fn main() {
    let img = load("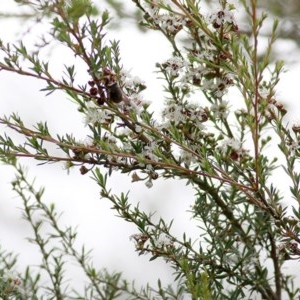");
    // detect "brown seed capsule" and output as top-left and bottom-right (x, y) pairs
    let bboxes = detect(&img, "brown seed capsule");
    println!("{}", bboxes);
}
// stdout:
(201, 113), (208, 122)
(96, 96), (105, 106)
(80, 165), (89, 175)
(131, 172), (142, 182)
(89, 87), (98, 96)
(230, 151), (239, 161)
(150, 172), (159, 180)
(292, 124), (300, 132)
